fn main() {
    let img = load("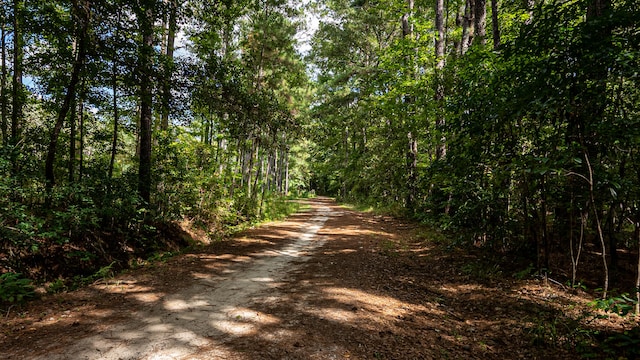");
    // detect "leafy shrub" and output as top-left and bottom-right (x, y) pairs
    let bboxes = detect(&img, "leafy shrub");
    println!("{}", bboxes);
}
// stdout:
(590, 293), (638, 317)
(0, 273), (35, 304)
(47, 279), (66, 294)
